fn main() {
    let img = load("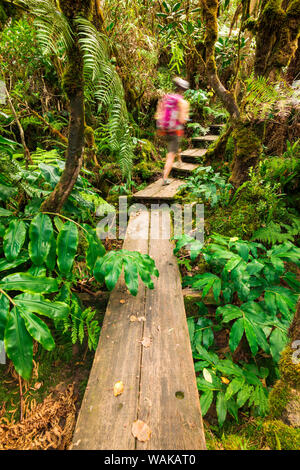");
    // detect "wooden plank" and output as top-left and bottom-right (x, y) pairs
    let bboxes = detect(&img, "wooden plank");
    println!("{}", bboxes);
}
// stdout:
(181, 148), (207, 157)
(136, 210), (206, 450)
(71, 211), (150, 450)
(133, 178), (185, 202)
(192, 135), (219, 142)
(172, 161), (199, 173)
